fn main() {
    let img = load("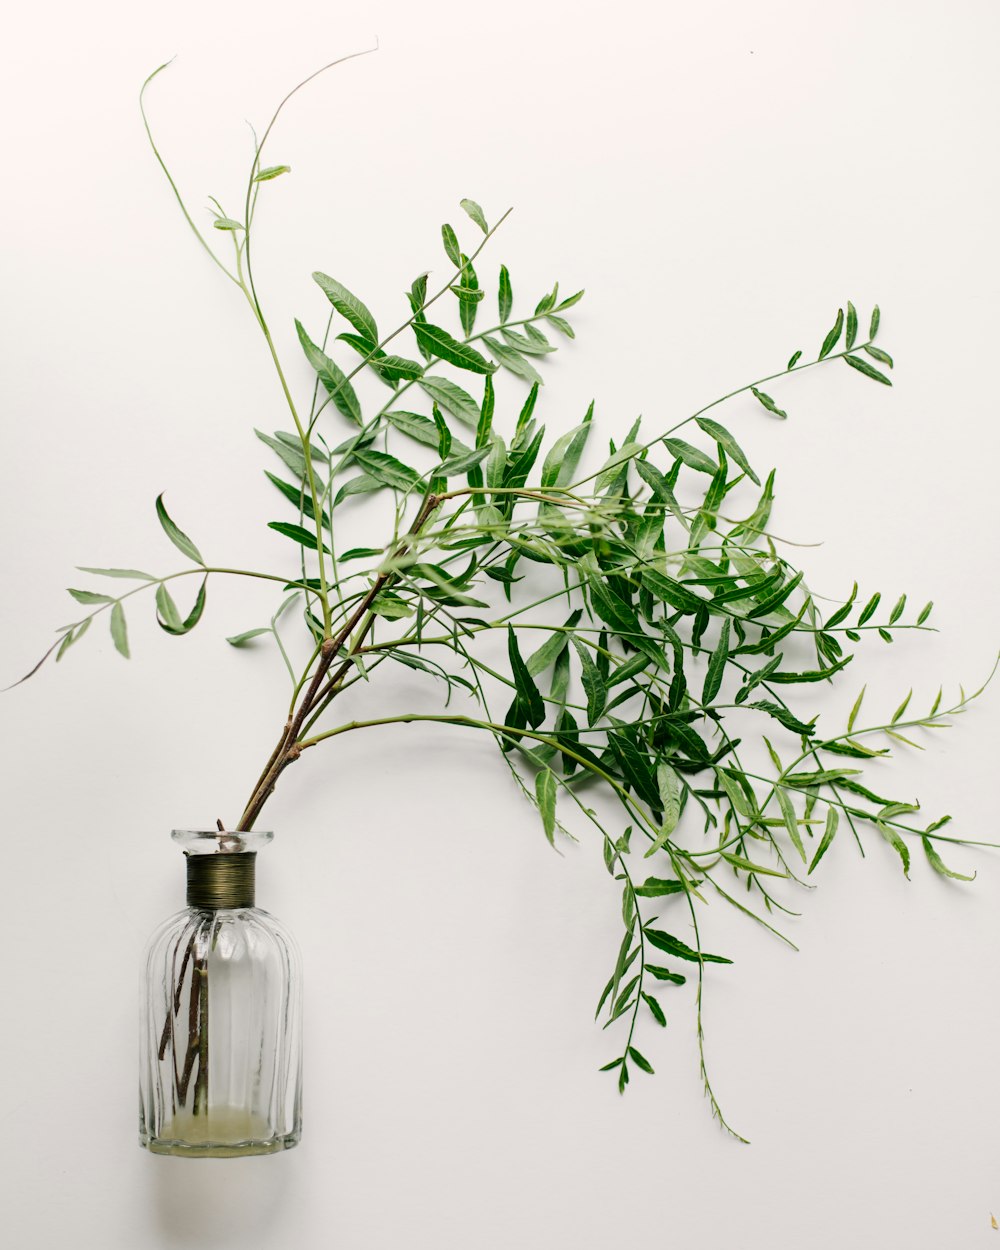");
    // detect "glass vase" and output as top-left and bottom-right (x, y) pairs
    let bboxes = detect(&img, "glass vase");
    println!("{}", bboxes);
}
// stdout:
(139, 830), (302, 1157)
